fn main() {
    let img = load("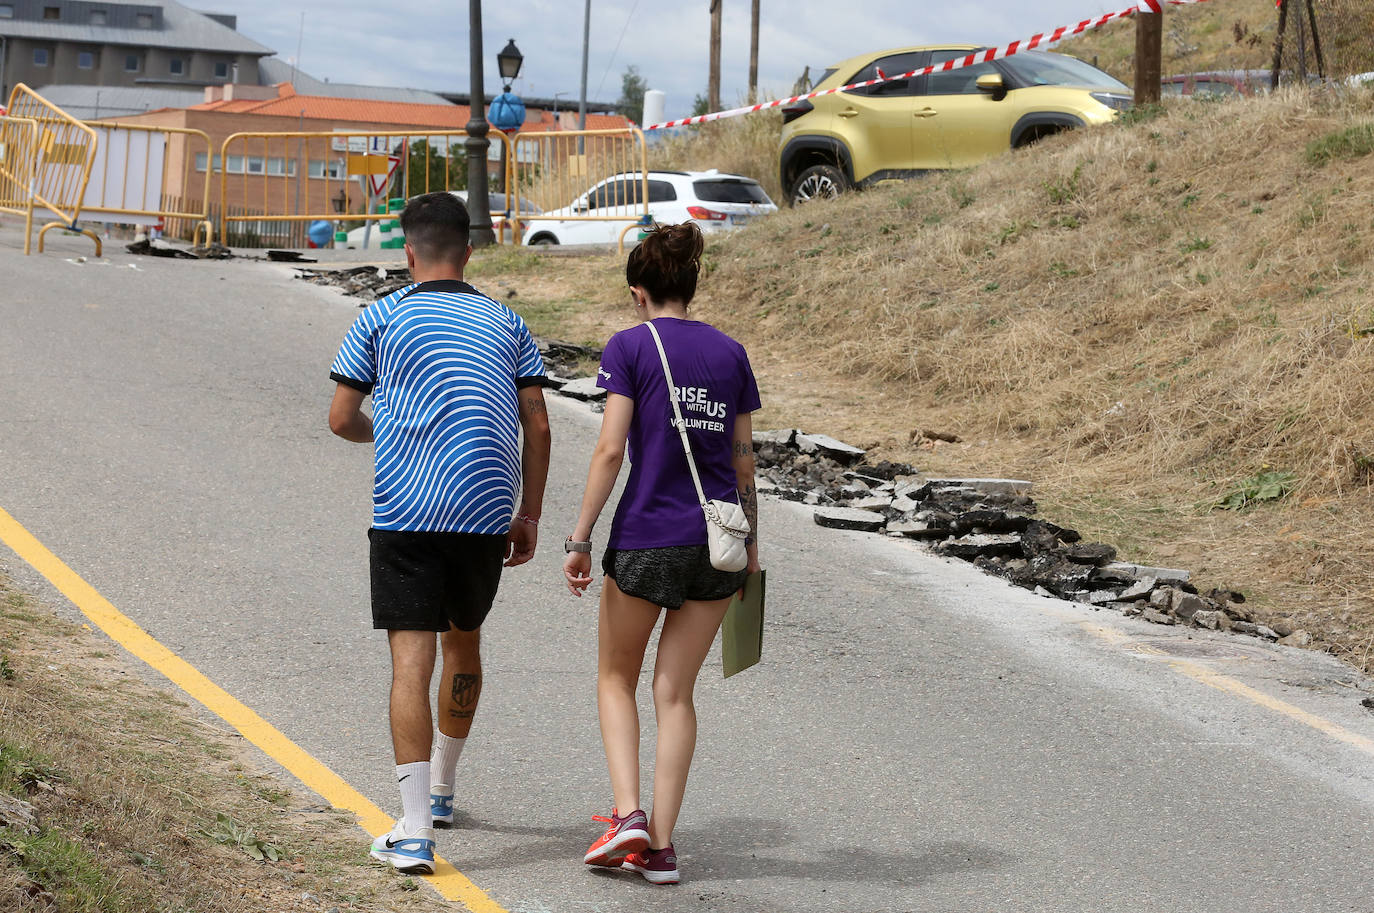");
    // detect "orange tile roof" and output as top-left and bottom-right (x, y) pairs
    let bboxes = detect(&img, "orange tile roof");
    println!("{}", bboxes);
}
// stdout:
(188, 84), (633, 132)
